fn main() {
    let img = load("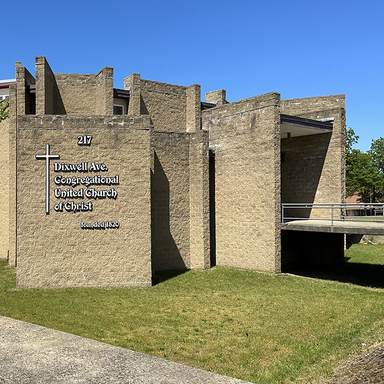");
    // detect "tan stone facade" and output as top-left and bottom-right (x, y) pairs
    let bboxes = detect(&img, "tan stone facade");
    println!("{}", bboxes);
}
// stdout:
(280, 96), (346, 209)
(0, 56), (346, 288)
(0, 118), (10, 260)
(17, 116), (152, 288)
(202, 93), (281, 272)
